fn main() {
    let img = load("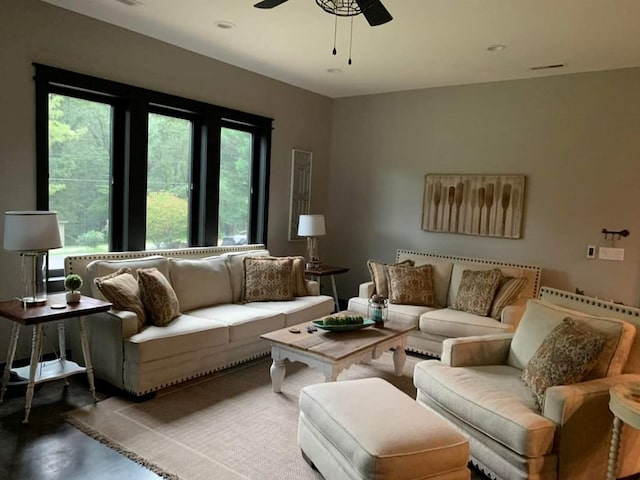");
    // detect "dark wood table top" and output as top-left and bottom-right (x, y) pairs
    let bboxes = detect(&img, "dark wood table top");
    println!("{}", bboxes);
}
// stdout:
(304, 264), (350, 276)
(0, 294), (112, 326)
